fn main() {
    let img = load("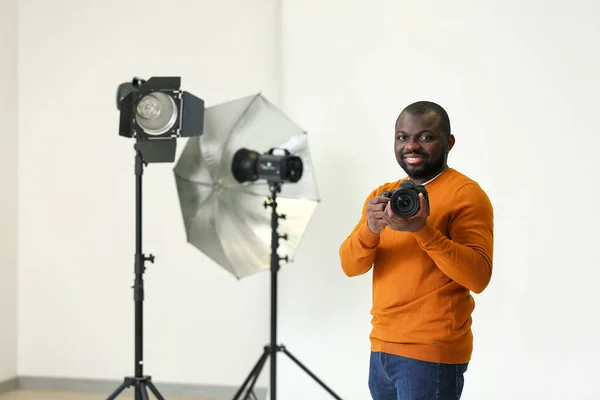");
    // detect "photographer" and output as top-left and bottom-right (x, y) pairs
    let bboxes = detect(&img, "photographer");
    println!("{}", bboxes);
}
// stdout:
(339, 101), (494, 400)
